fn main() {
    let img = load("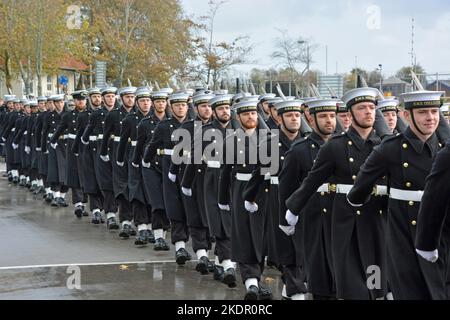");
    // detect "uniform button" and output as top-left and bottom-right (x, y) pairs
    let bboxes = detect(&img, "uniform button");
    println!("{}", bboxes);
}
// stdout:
(311, 144), (316, 149)
(320, 192), (325, 196)
(281, 156), (285, 160)
(239, 150), (243, 154)
(197, 169), (201, 173)
(151, 131), (154, 134)
(323, 208), (327, 213)
(170, 125), (173, 128)
(348, 141), (352, 146)
(403, 162), (409, 168)
(265, 189), (269, 193)
(213, 140), (216, 144)
(406, 182), (412, 188)
(238, 138), (241, 142)
(402, 143), (408, 149)
(411, 220), (417, 226)
(155, 162), (159, 165)
(102, 121), (104, 124)
(349, 158), (354, 163)
(212, 129), (215, 132)
(242, 164), (246, 168)
(409, 201), (414, 206)
(379, 210), (383, 214)
(352, 175), (357, 181)
(439, 143), (443, 148)
(356, 210), (361, 215)
(278, 143), (282, 147)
